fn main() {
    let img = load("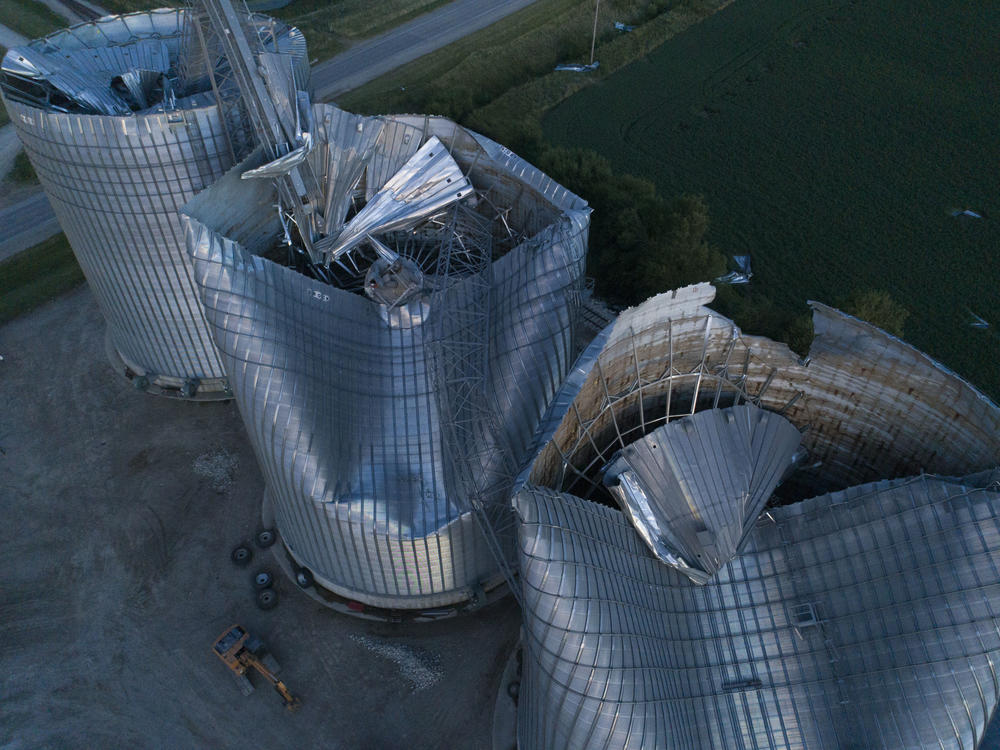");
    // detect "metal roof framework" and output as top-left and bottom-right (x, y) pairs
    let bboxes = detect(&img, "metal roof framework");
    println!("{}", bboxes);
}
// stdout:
(528, 284), (1000, 506)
